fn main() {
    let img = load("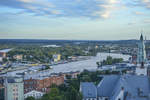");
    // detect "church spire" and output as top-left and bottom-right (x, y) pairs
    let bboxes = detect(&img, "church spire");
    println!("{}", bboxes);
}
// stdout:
(140, 34), (143, 41)
(135, 33), (148, 76)
(137, 33), (146, 67)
